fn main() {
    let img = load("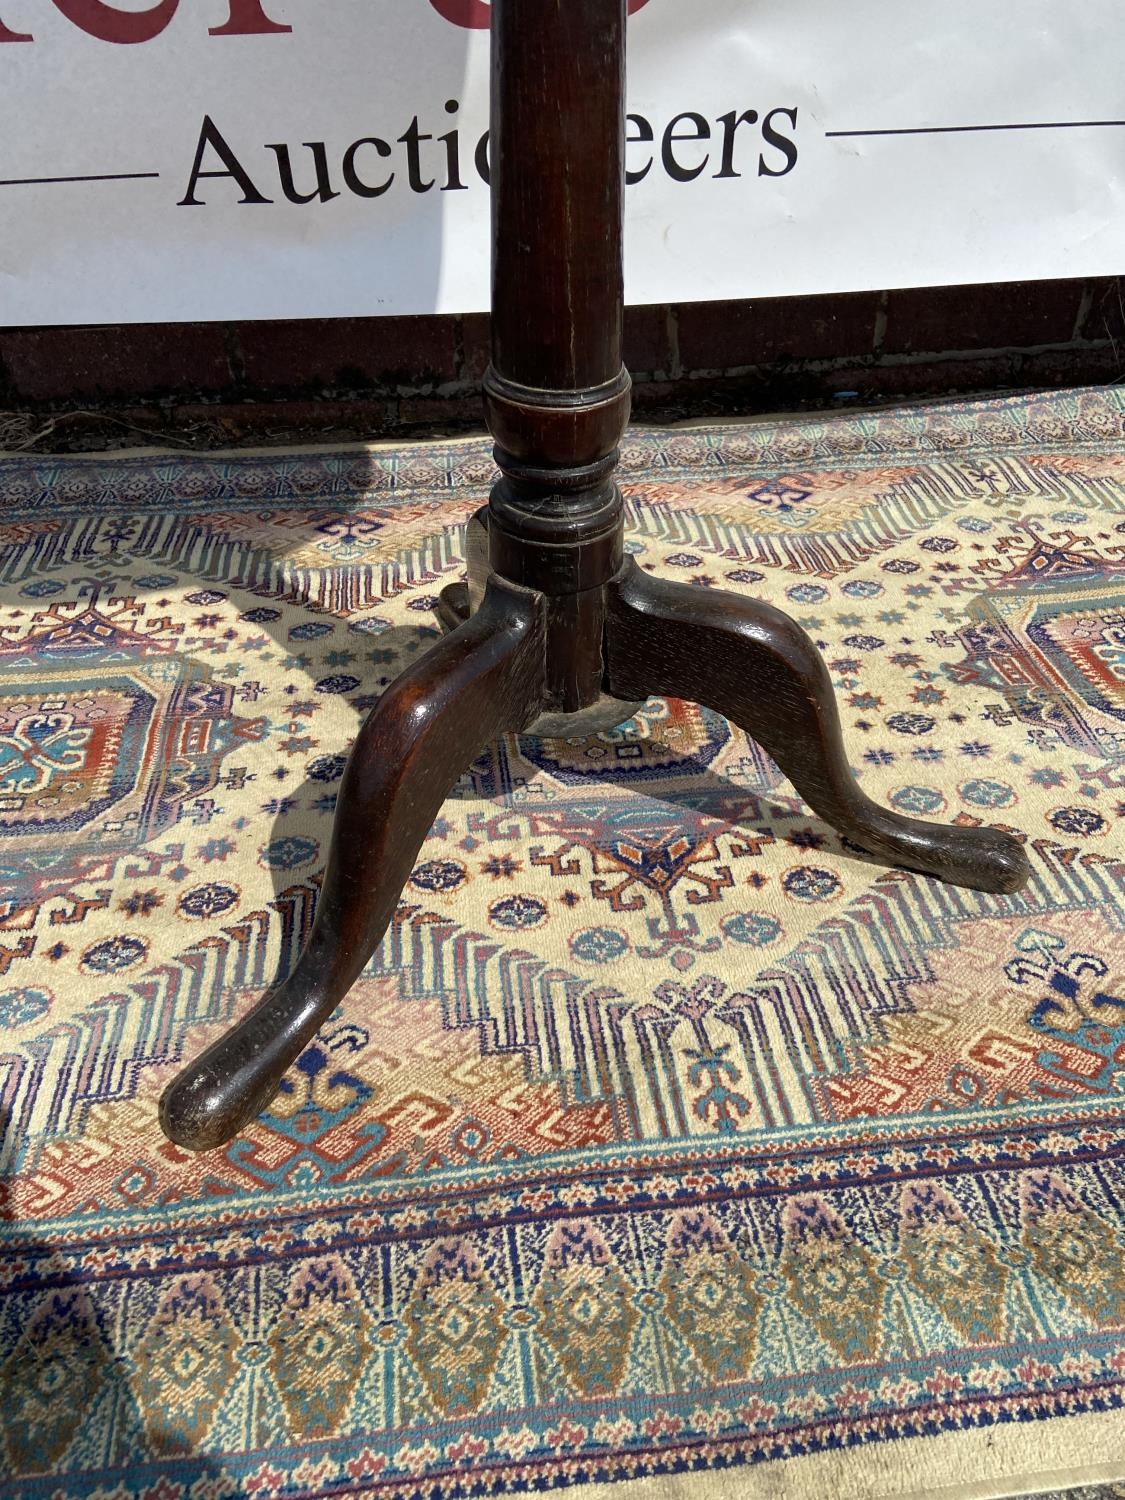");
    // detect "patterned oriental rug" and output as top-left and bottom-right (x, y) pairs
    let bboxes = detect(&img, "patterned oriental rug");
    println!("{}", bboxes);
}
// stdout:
(0, 388), (1123, 1500)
